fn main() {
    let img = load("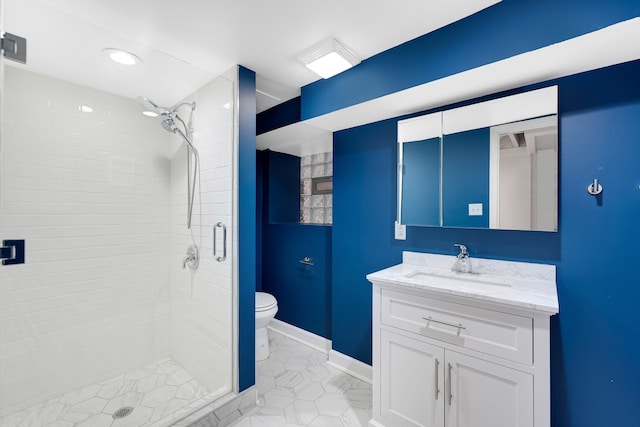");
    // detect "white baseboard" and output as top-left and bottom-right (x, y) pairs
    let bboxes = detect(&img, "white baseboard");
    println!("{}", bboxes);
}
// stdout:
(268, 319), (332, 354)
(267, 319), (372, 384)
(327, 350), (372, 384)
